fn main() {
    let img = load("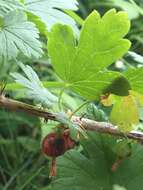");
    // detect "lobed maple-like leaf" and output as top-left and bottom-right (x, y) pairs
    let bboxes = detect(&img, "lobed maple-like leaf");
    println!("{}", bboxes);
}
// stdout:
(49, 133), (143, 190)
(11, 63), (58, 108)
(24, 0), (78, 32)
(0, 11), (43, 60)
(0, 0), (23, 16)
(48, 9), (131, 100)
